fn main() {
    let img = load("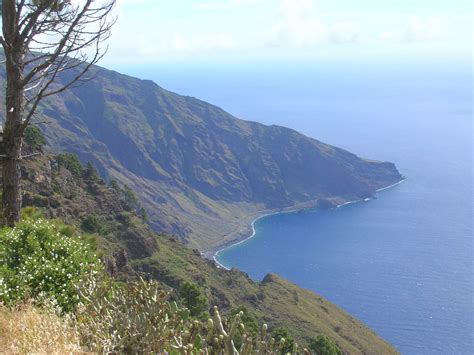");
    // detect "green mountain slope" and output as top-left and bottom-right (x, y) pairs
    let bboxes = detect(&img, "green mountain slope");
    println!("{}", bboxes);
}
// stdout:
(20, 153), (398, 354)
(1, 64), (402, 250)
